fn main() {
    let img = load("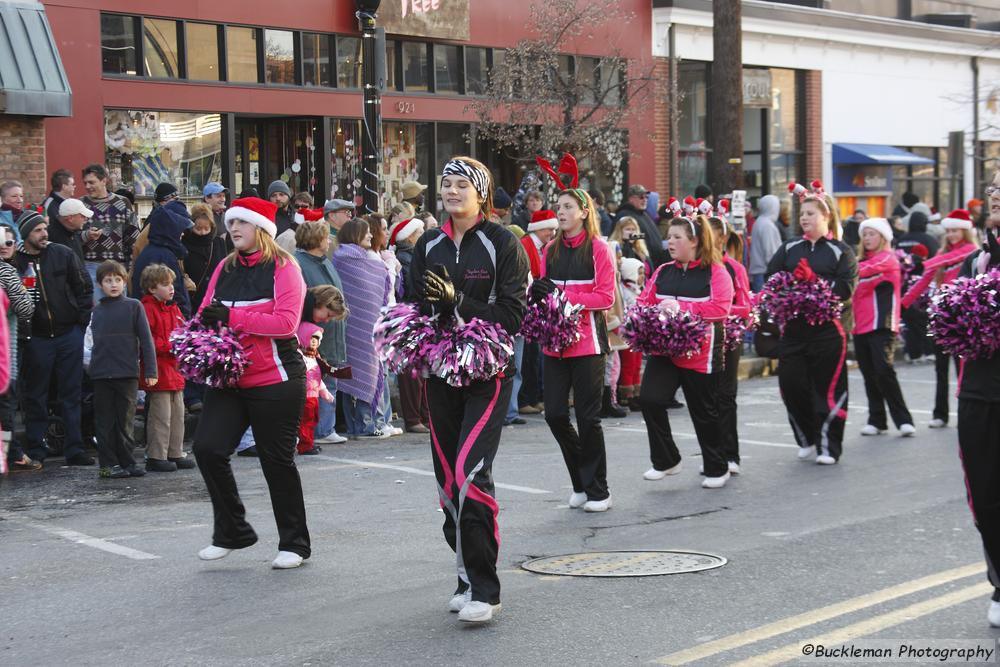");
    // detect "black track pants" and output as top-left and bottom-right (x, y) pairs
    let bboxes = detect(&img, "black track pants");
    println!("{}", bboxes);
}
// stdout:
(934, 345), (960, 423)
(426, 375), (512, 605)
(193, 377), (310, 558)
(640, 356), (727, 477)
(543, 354), (609, 501)
(958, 399), (1000, 589)
(778, 322), (848, 460)
(854, 330), (913, 430)
(719, 346), (742, 464)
